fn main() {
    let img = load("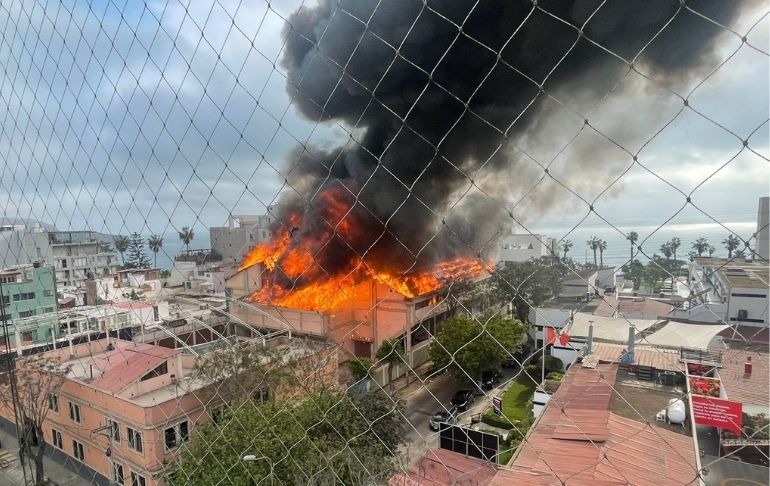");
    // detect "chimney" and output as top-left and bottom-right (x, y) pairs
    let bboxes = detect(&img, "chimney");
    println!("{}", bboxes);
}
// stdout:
(744, 356), (752, 375)
(586, 320), (594, 355)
